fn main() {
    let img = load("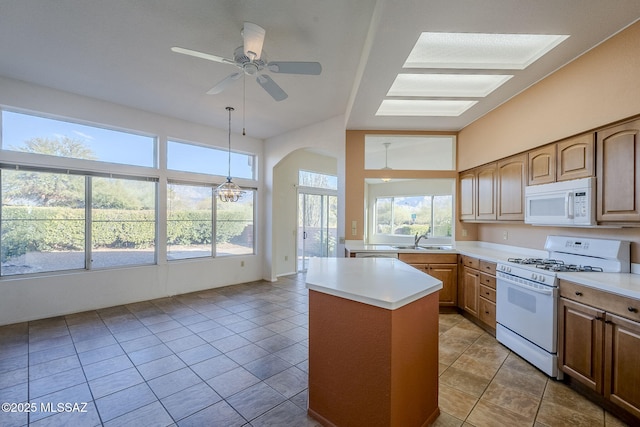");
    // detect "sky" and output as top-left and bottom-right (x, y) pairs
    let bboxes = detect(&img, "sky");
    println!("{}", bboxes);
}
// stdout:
(1, 110), (254, 179)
